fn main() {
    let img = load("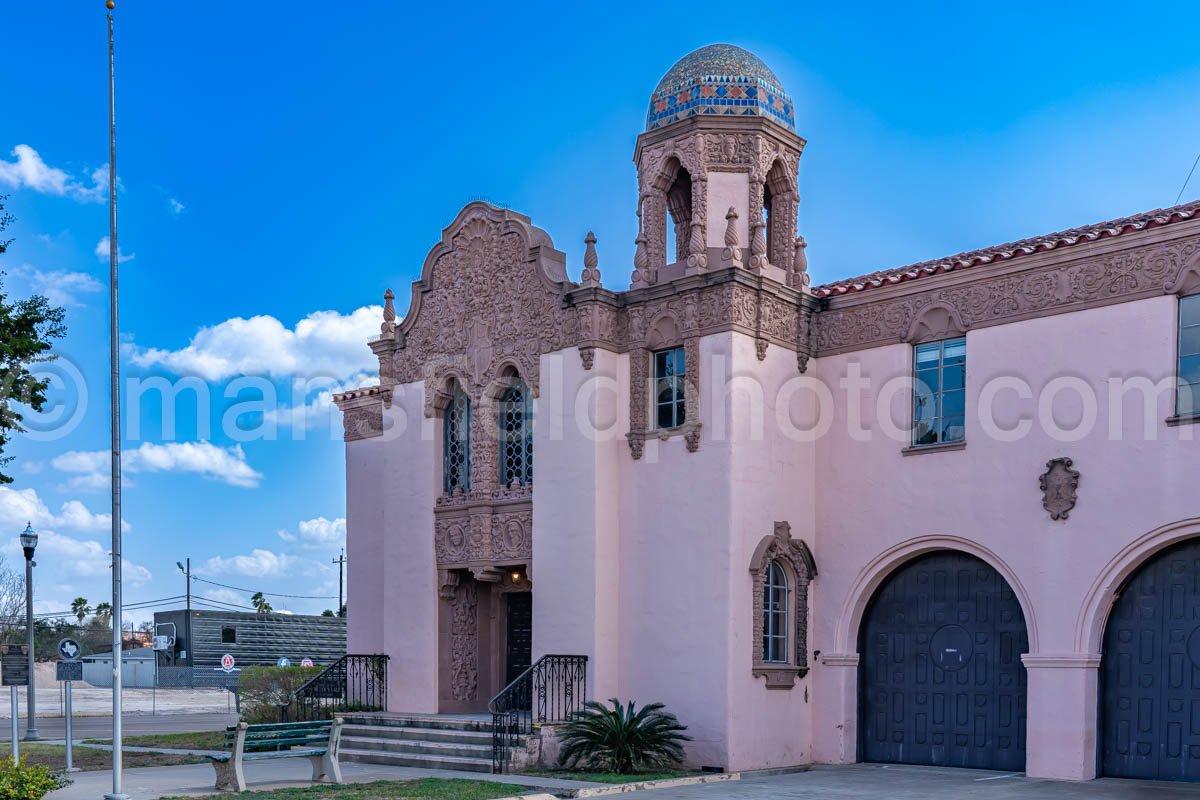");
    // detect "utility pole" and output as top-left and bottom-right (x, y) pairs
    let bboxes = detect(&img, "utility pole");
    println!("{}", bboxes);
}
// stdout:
(104, 2), (130, 797)
(332, 550), (345, 617)
(176, 559), (191, 666)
